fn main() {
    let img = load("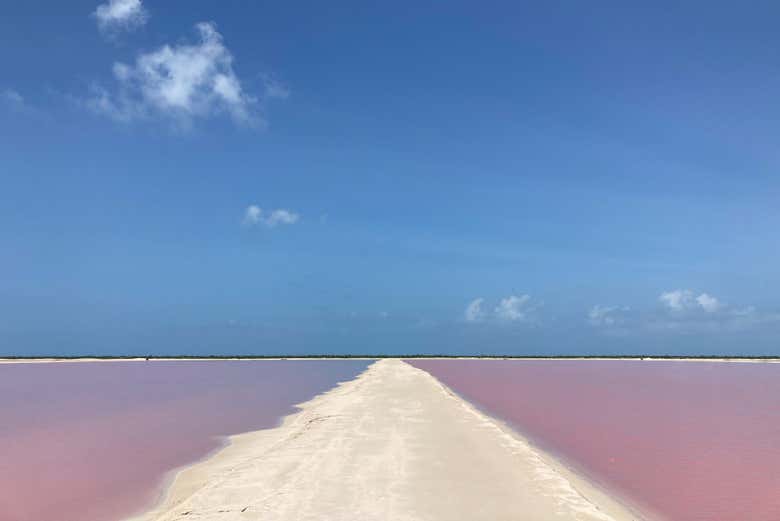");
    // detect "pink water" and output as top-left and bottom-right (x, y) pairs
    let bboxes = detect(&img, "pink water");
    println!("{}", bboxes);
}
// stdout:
(0, 360), (370, 521)
(409, 359), (780, 521)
